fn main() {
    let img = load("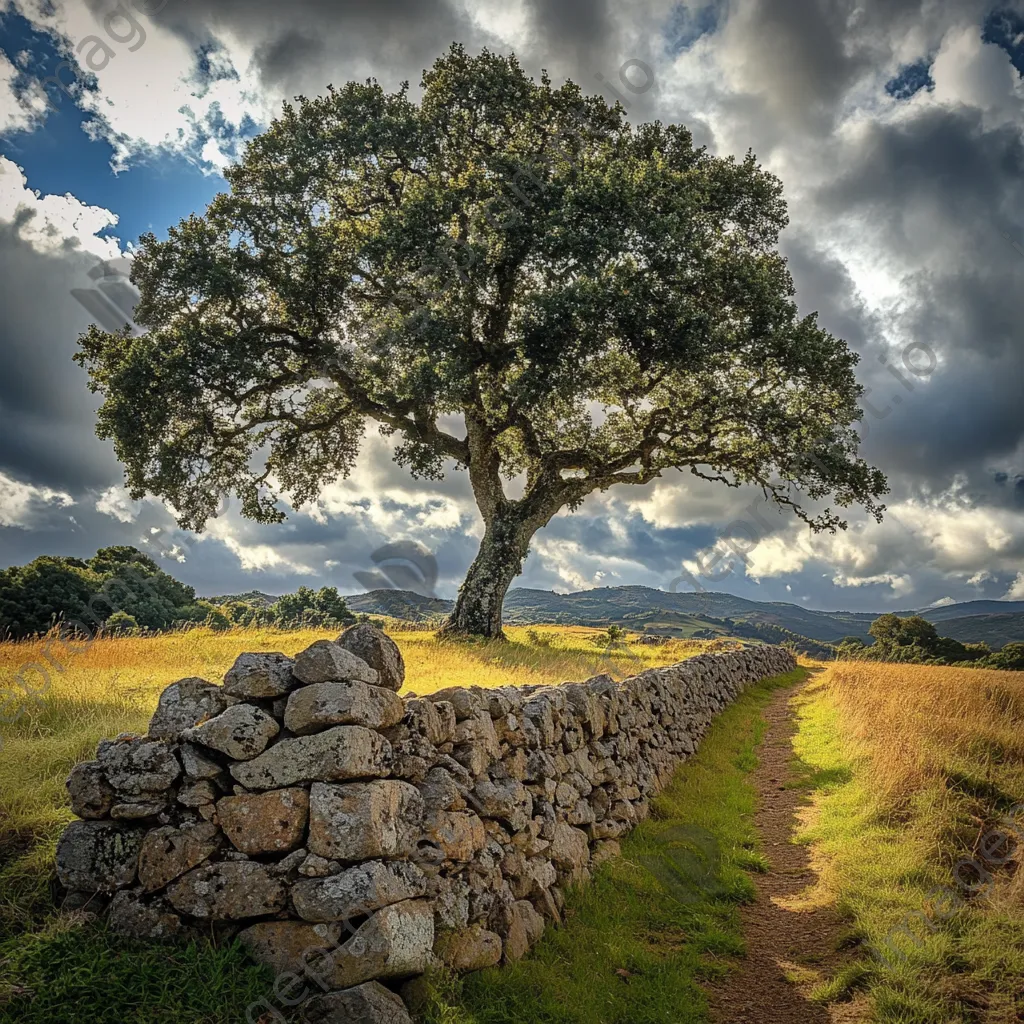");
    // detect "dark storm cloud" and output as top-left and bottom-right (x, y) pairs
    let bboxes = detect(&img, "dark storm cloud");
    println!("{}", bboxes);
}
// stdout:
(518, 0), (624, 88)
(539, 503), (719, 579)
(524, 0), (612, 56)
(798, 106), (1024, 493)
(816, 108), (1024, 269)
(723, 0), (864, 120)
(782, 233), (883, 353)
(130, 0), (489, 95)
(0, 223), (123, 493)
(121, 0), (672, 124)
